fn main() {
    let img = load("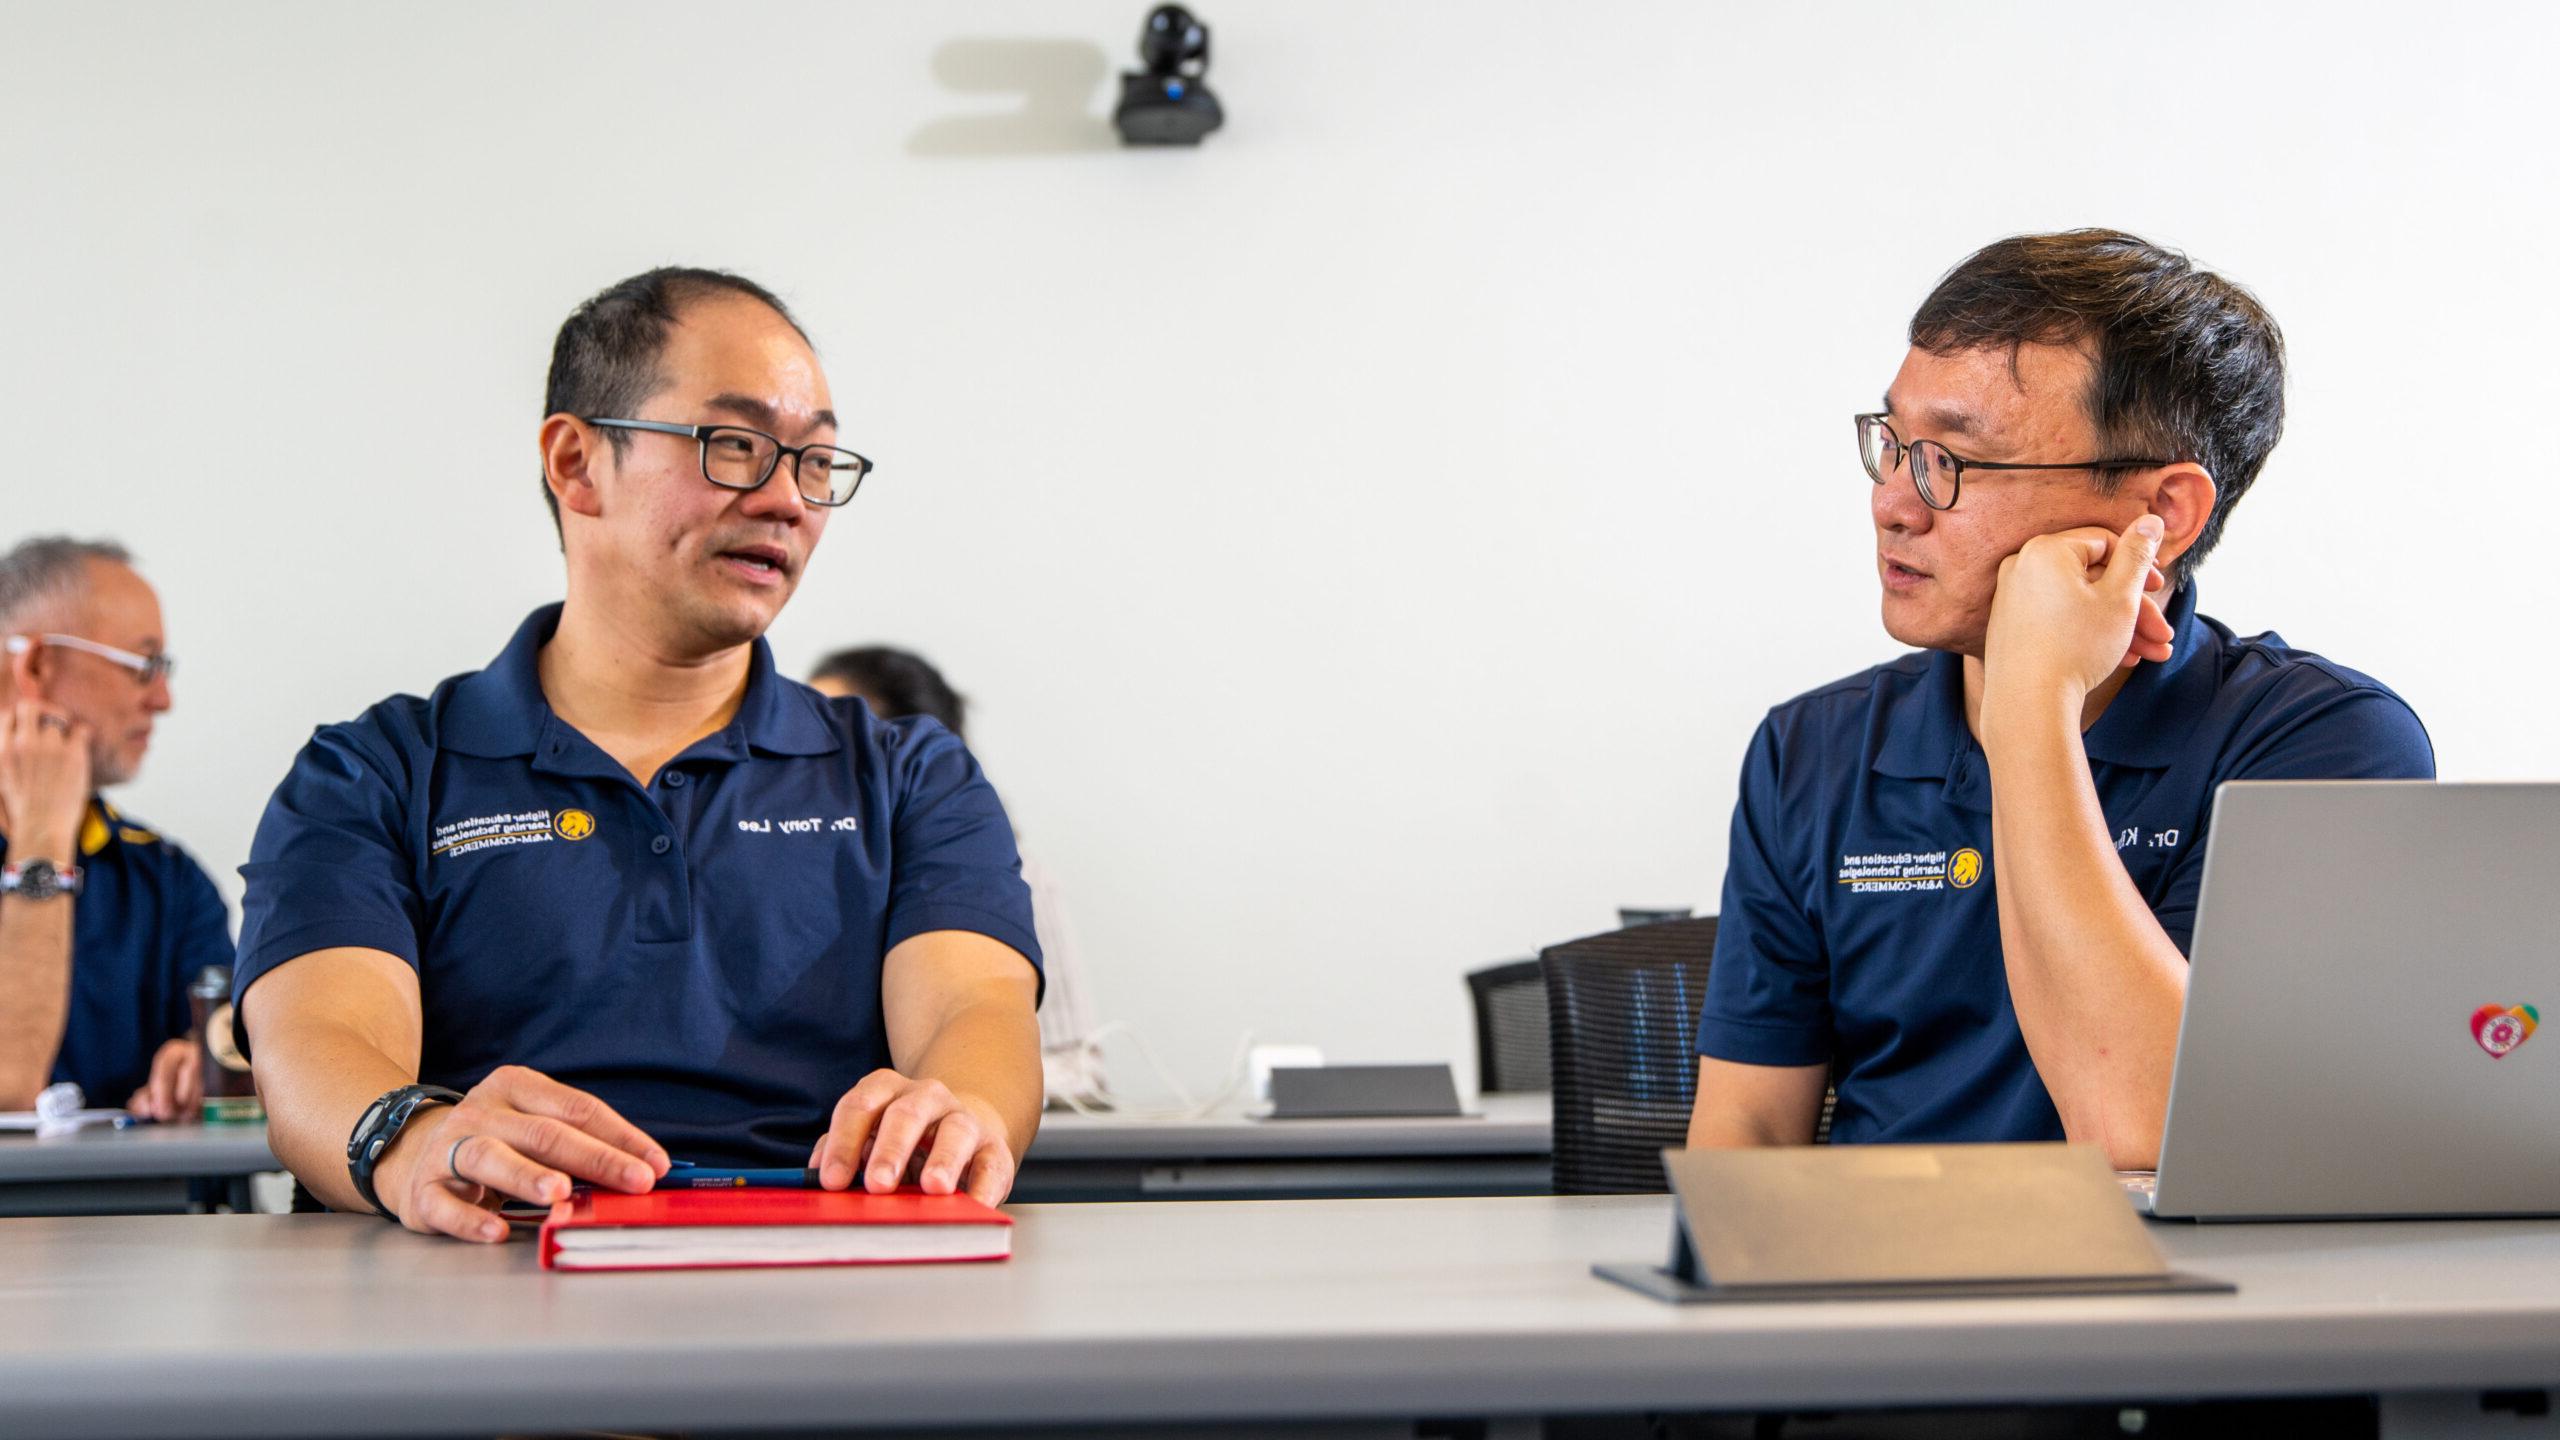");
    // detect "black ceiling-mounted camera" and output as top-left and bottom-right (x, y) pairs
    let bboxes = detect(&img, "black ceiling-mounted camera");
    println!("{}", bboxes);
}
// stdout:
(1113, 5), (1223, 146)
